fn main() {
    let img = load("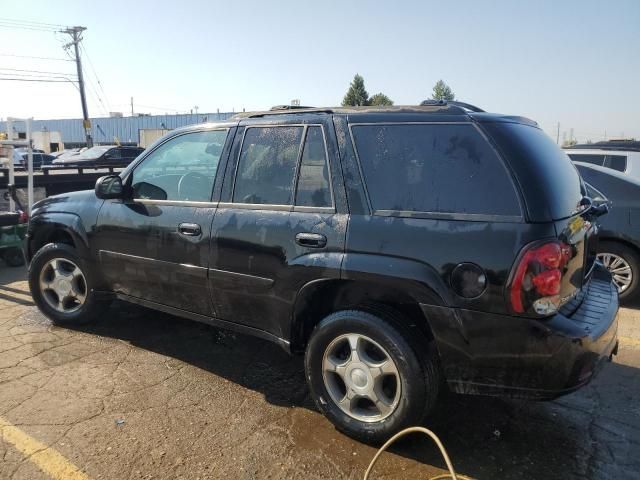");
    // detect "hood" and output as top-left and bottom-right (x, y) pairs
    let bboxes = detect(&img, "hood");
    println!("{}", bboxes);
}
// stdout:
(31, 189), (98, 217)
